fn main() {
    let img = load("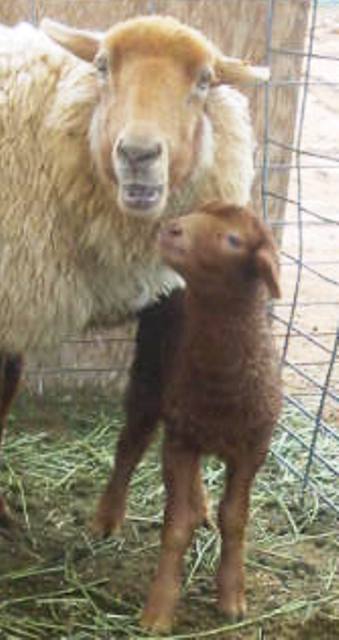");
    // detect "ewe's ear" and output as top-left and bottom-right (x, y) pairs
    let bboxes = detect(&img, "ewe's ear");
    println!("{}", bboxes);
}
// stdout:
(255, 245), (281, 299)
(40, 18), (102, 62)
(213, 55), (270, 86)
